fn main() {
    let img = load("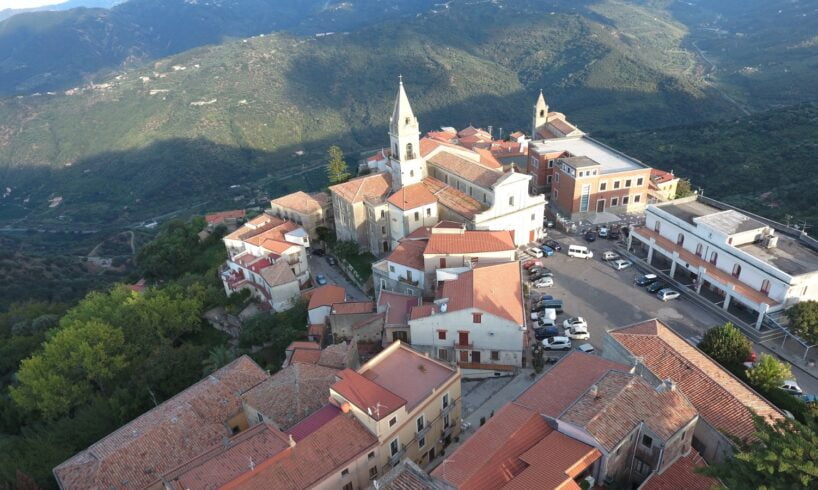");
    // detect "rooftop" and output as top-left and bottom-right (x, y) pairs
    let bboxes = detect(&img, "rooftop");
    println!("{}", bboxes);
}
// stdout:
(422, 177), (486, 220)
(610, 319), (783, 442)
(529, 135), (646, 174)
(377, 460), (455, 490)
(205, 209), (246, 224)
(378, 290), (420, 327)
(53, 356), (269, 489)
(560, 155), (600, 169)
(737, 238), (818, 276)
(270, 190), (329, 215)
(259, 260), (297, 288)
(329, 172), (392, 203)
(331, 301), (375, 315)
(426, 150), (503, 189)
(641, 449), (719, 490)
(434, 262), (524, 325)
(308, 284), (346, 310)
(386, 238), (427, 270)
(331, 368), (406, 420)
(388, 182), (438, 210)
(424, 230), (516, 255)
